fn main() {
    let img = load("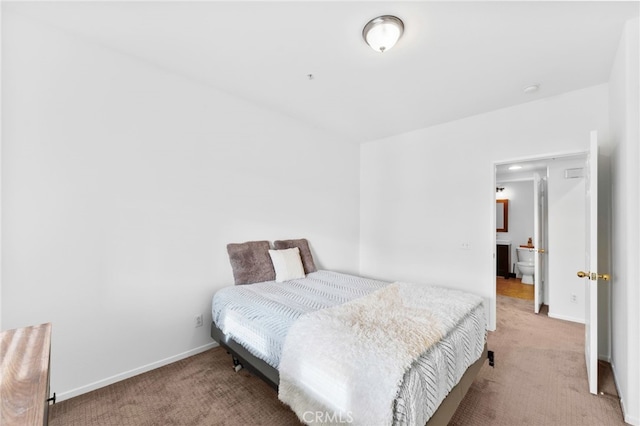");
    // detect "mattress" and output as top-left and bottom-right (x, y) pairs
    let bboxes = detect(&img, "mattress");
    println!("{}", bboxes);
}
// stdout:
(211, 270), (486, 425)
(211, 270), (388, 368)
